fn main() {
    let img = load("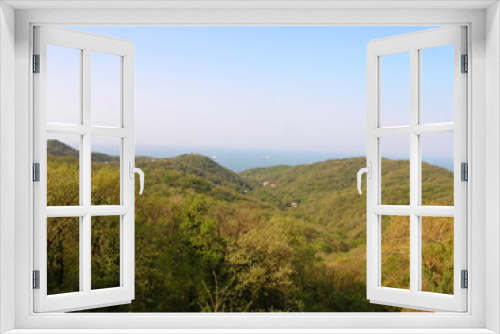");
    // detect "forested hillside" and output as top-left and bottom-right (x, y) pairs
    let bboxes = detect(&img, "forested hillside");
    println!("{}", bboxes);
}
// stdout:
(46, 140), (454, 312)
